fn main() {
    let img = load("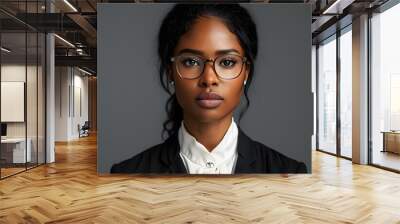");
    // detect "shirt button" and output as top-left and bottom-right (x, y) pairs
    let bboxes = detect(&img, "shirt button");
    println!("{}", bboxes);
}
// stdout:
(206, 161), (214, 168)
